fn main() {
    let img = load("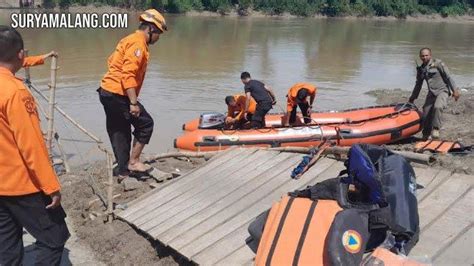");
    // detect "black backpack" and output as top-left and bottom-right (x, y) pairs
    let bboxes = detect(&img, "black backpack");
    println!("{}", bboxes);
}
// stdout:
(342, 144), (420, 254)
(249, 144), (420, 256)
